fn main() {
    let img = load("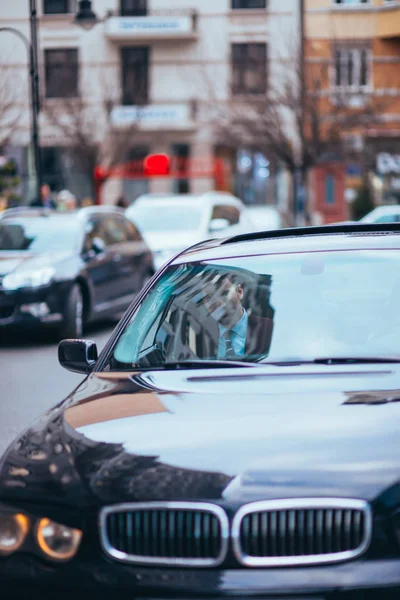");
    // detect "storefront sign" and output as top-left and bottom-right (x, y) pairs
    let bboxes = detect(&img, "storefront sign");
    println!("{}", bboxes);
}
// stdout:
(111, 104), (191, 129)
(377, 152), (400, 175)
(106, 16), (193, 38)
